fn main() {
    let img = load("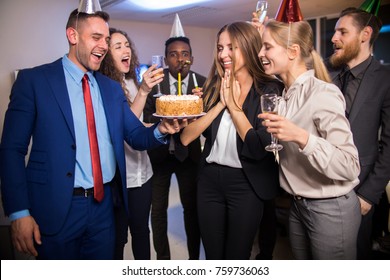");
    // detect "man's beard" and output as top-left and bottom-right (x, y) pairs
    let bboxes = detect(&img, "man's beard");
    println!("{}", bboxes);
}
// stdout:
(329, 38), (360, 69)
